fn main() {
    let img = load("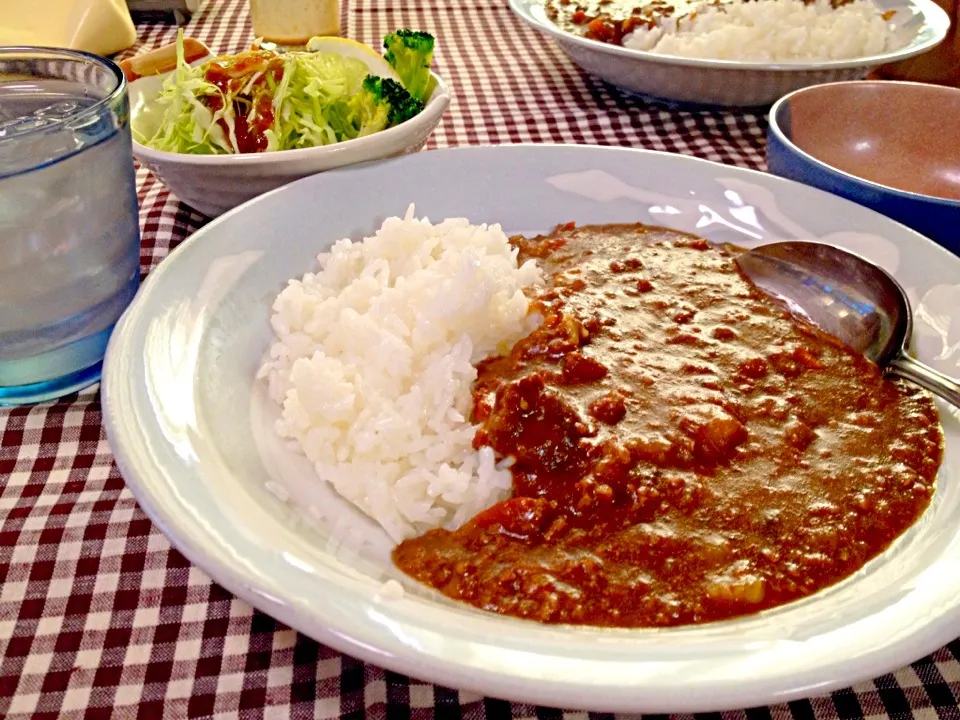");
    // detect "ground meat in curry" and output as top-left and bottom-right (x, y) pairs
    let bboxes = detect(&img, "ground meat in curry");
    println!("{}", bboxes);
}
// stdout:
(392, 223), (943, 628)
(545, 0), (715, 45)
